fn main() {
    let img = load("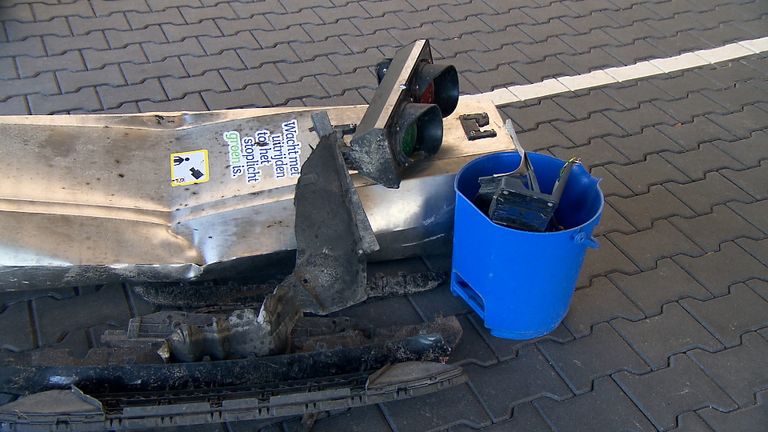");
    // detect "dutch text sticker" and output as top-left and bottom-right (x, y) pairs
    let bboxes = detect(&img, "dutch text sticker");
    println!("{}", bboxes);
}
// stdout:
(220, 119), (302, 186)
(170, 149), (210, 187)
